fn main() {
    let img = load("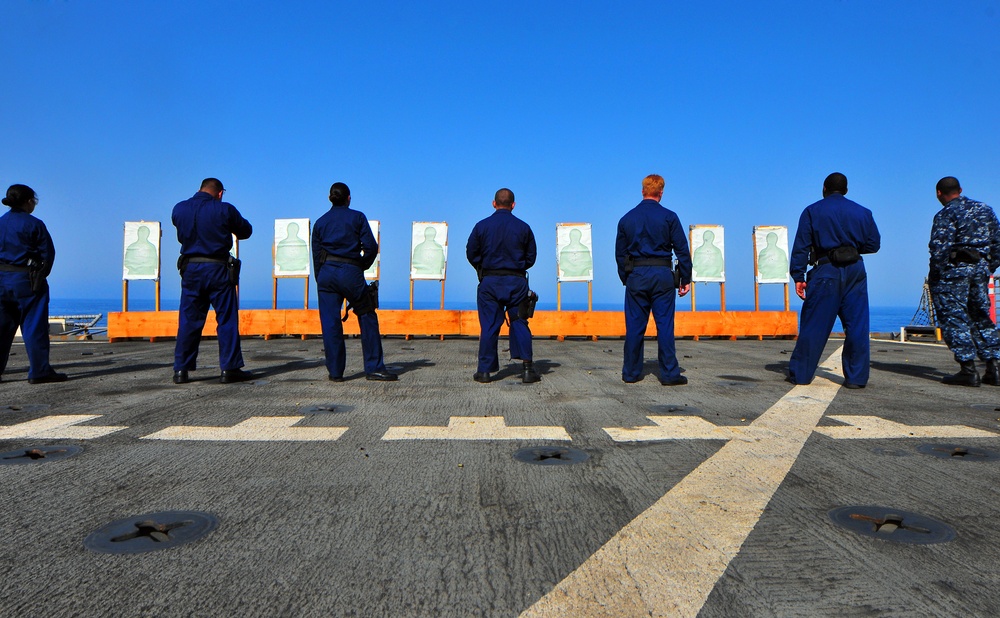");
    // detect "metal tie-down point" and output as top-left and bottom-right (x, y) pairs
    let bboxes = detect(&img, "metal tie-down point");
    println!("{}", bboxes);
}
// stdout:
(513, 446), (590, 466)
(828, 506), (956, 545)
(0, 445), (83, 465)
(85, 511), (219, 554)
(300, 403), (341, 414)
(917, 443), (1000, 462)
